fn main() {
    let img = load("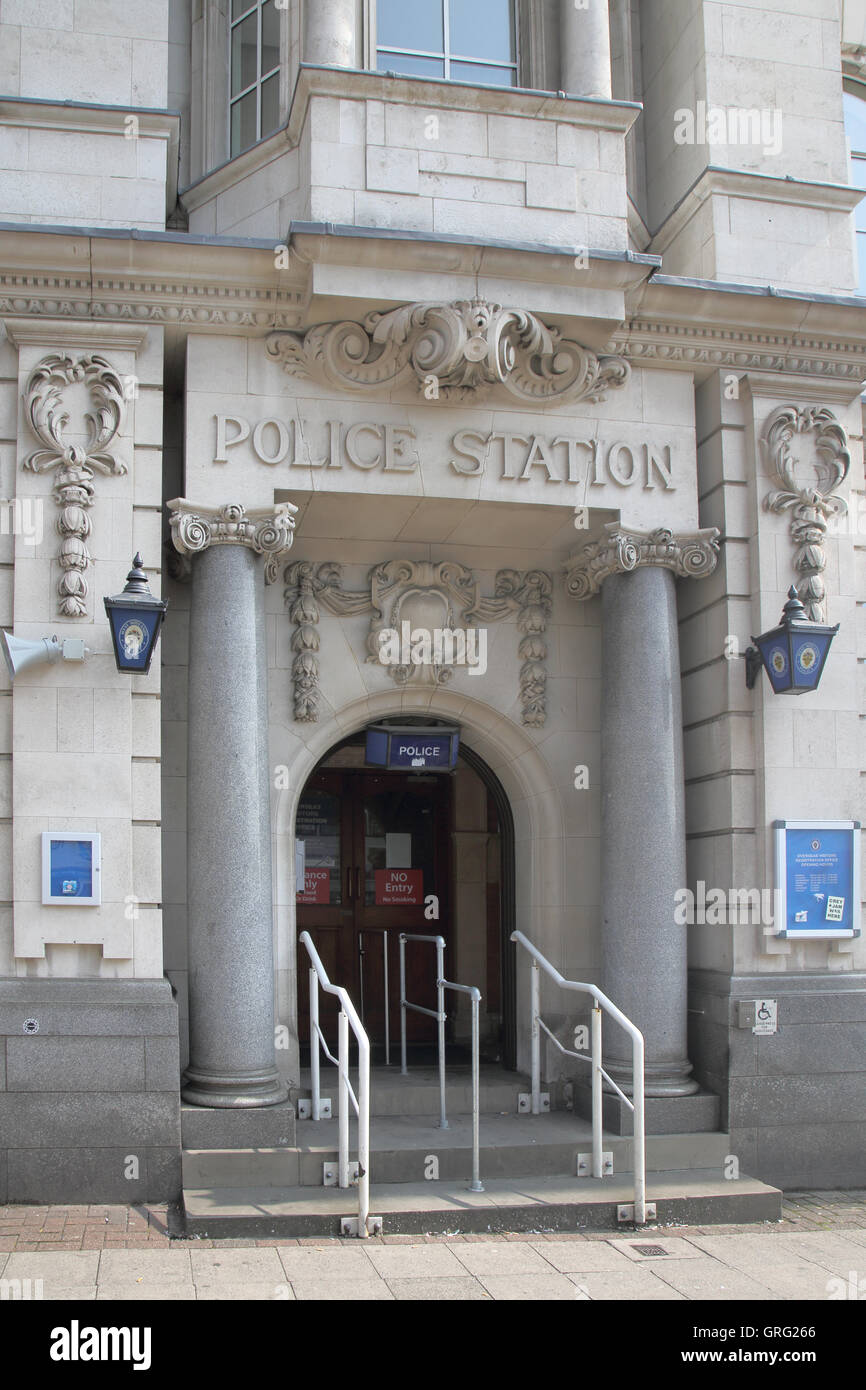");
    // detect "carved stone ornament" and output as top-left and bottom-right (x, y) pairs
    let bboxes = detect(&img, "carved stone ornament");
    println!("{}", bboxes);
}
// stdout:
(565, 522), (721, 600)
(21, 352), (126, 618)
(761, 405), (849, 621)
(266, 298), (630, 405)
(168, 499), (298, 584)
(283, 560), (553, 727)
